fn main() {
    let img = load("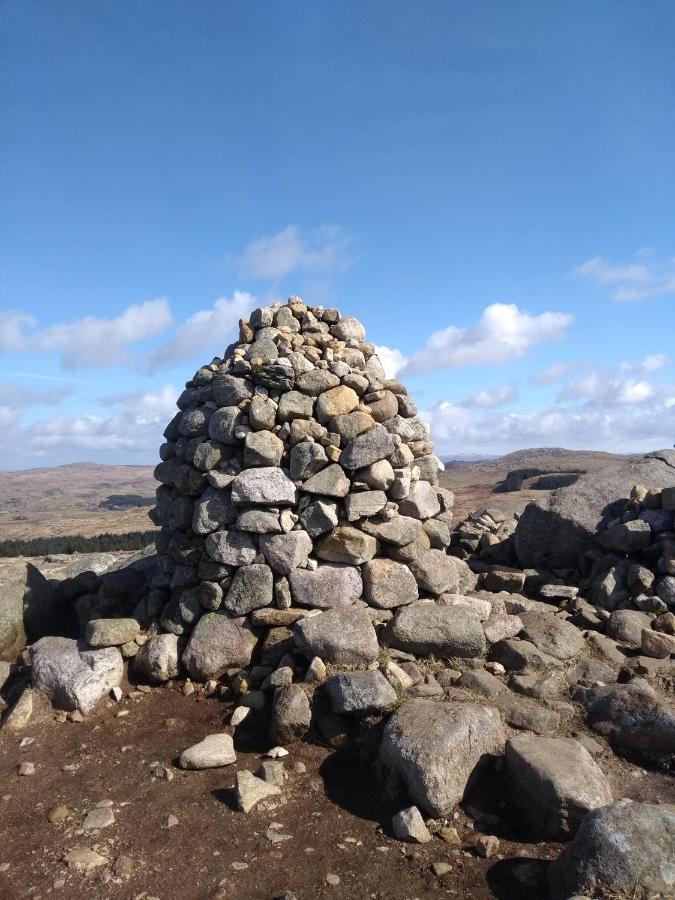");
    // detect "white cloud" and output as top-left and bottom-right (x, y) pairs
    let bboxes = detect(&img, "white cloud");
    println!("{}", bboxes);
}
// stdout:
(531, 361), (579, 385)
(236, 225), (354, 280)
(0, 385), (178, 468)
(373, 345), (408, 379)
(462, 383), (518, 408)
(401, 304), (574, 375)
(150, 292), (253, 368)
(0, 382), (72, 407)
(573, 253), (675, 301)
(0, 300), (174, 369)
(423, 392), (675, 458)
